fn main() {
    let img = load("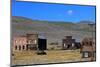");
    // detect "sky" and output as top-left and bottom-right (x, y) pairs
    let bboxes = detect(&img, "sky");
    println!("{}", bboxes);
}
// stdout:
(12, 0), (96, 23)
